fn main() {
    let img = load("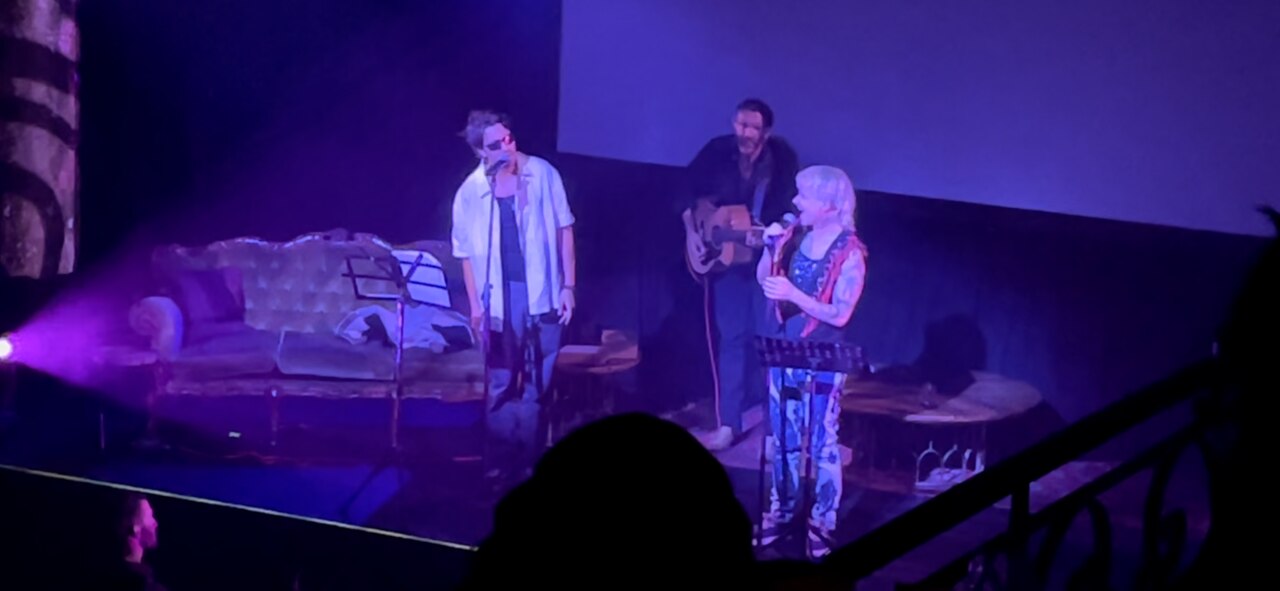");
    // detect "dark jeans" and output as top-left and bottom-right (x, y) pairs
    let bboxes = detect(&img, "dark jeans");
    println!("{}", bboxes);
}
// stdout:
(487, 281), (562, 475)
(711, 265), (767, 436)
